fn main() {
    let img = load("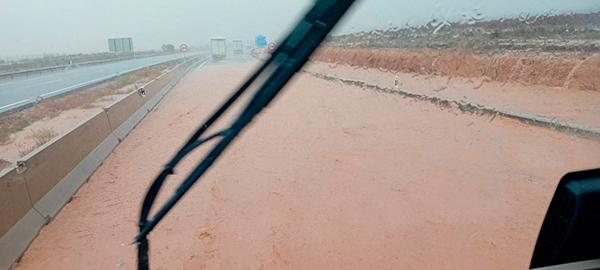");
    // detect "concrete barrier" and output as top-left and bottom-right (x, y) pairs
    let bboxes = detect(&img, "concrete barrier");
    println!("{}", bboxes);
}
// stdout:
(0, 168), (46, 270)
(141, 78), (162, 99)
(19, 111), (113, 206)
(0, 168), (32, 238)
(105, 91), (148, 140)
(143, 70), (182, 110)
(142, 71), (174, 99)
(0, 53), (168, 81)
(0, 56), (203, 270)
(32, 134), (119, 219)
